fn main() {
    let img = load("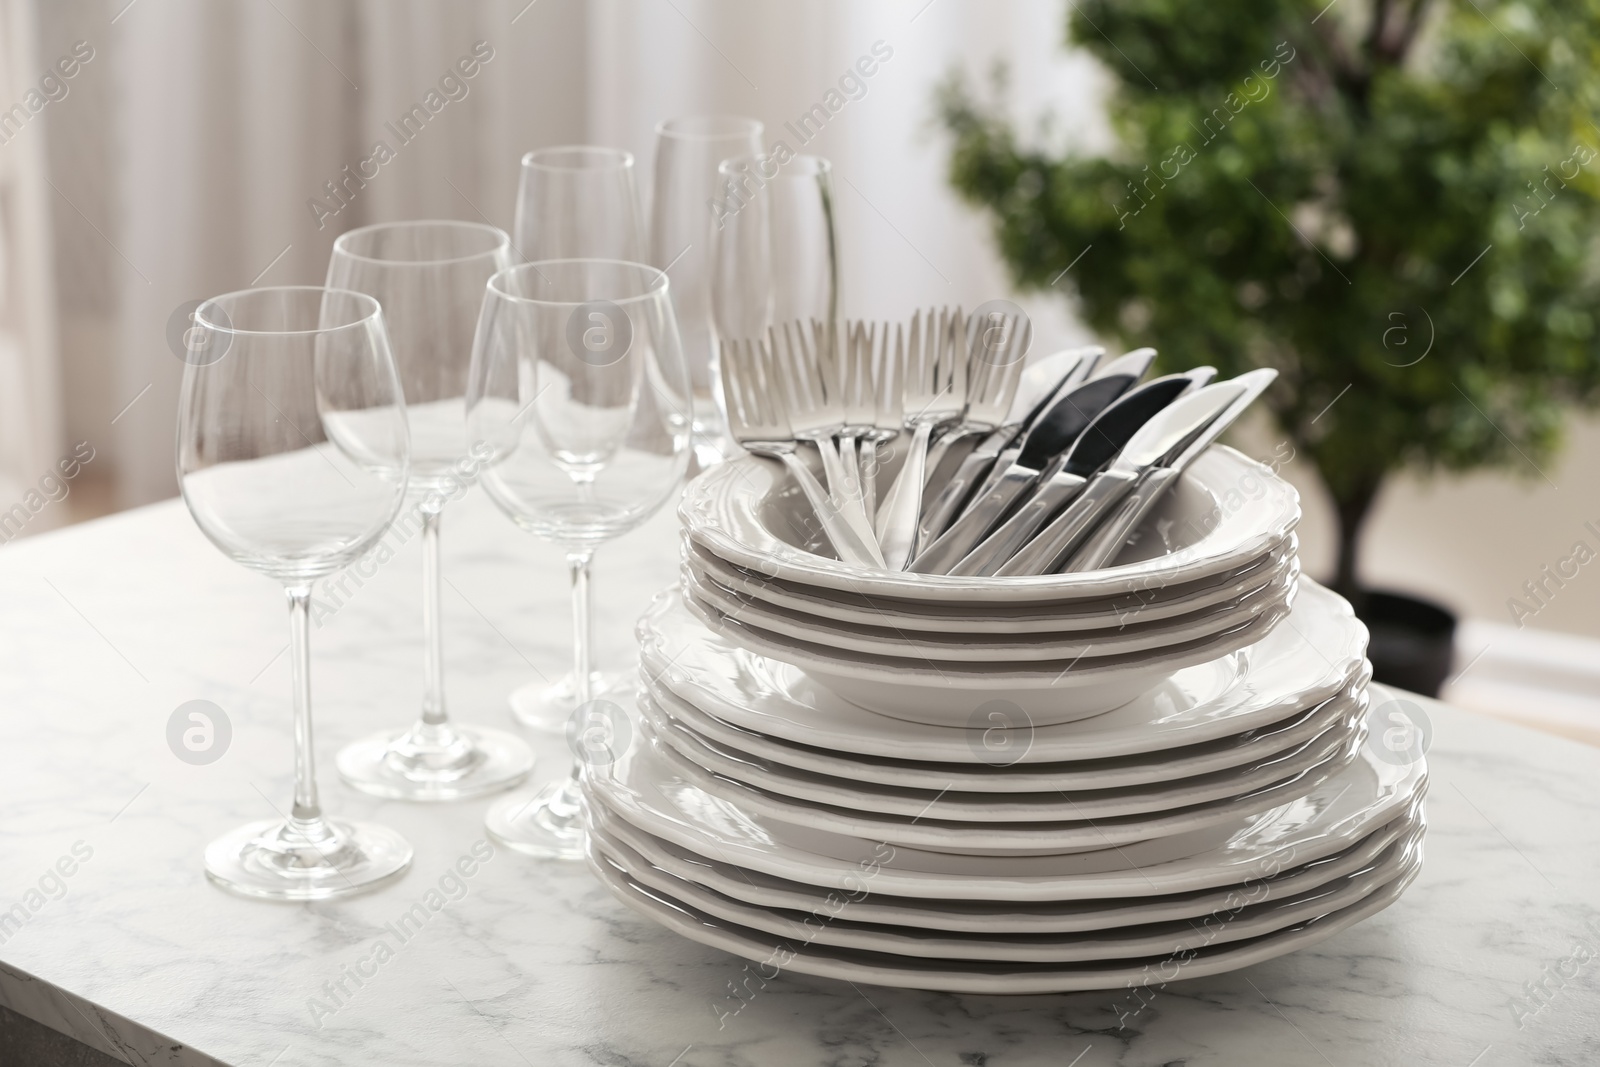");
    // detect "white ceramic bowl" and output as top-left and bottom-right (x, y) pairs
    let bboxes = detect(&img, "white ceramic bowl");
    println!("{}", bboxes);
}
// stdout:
(679, 444), (1300, 604)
